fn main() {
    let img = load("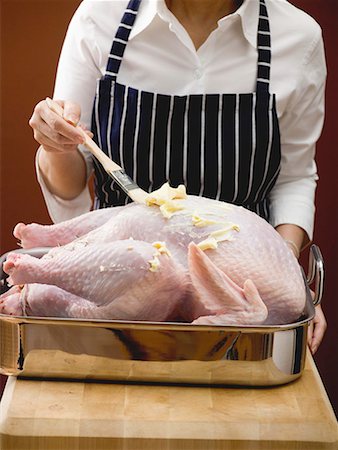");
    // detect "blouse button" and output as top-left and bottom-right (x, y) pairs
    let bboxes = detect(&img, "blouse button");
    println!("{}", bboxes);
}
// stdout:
(194, 68), (203, 79)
